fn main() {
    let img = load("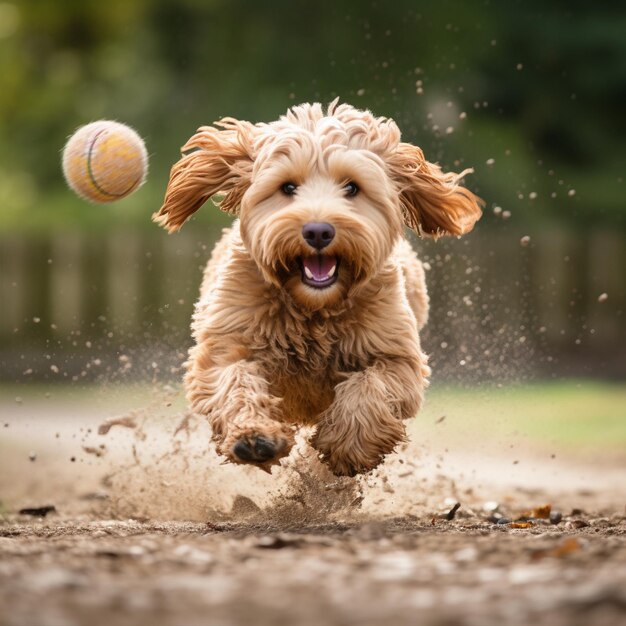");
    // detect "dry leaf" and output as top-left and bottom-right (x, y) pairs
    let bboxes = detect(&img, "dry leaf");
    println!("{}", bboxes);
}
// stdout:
(510, 521), (534, 529)
(517, 503), (551, 520)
